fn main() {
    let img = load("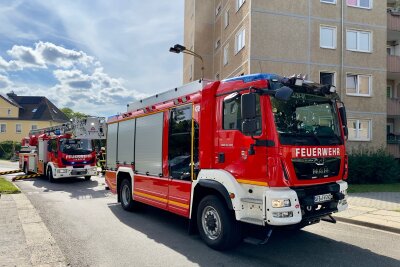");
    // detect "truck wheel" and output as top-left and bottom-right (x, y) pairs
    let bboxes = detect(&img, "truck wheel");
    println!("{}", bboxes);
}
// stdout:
(119, 179), (137, 211)
(84, 176), (91, 181)
(197, 195), (242, 250)
(47, 168), (55, 183)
